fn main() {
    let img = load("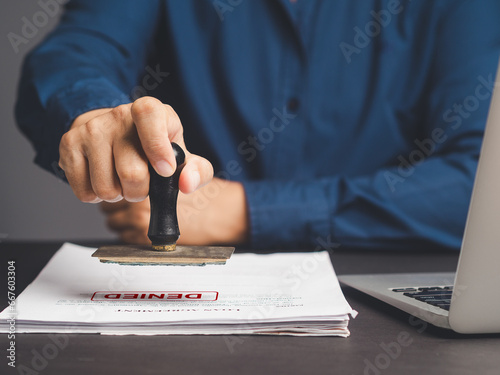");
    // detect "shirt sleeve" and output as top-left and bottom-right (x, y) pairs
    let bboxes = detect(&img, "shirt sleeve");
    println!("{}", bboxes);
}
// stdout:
(243, 1), (500, 251)
(15, 0), (162, 176)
